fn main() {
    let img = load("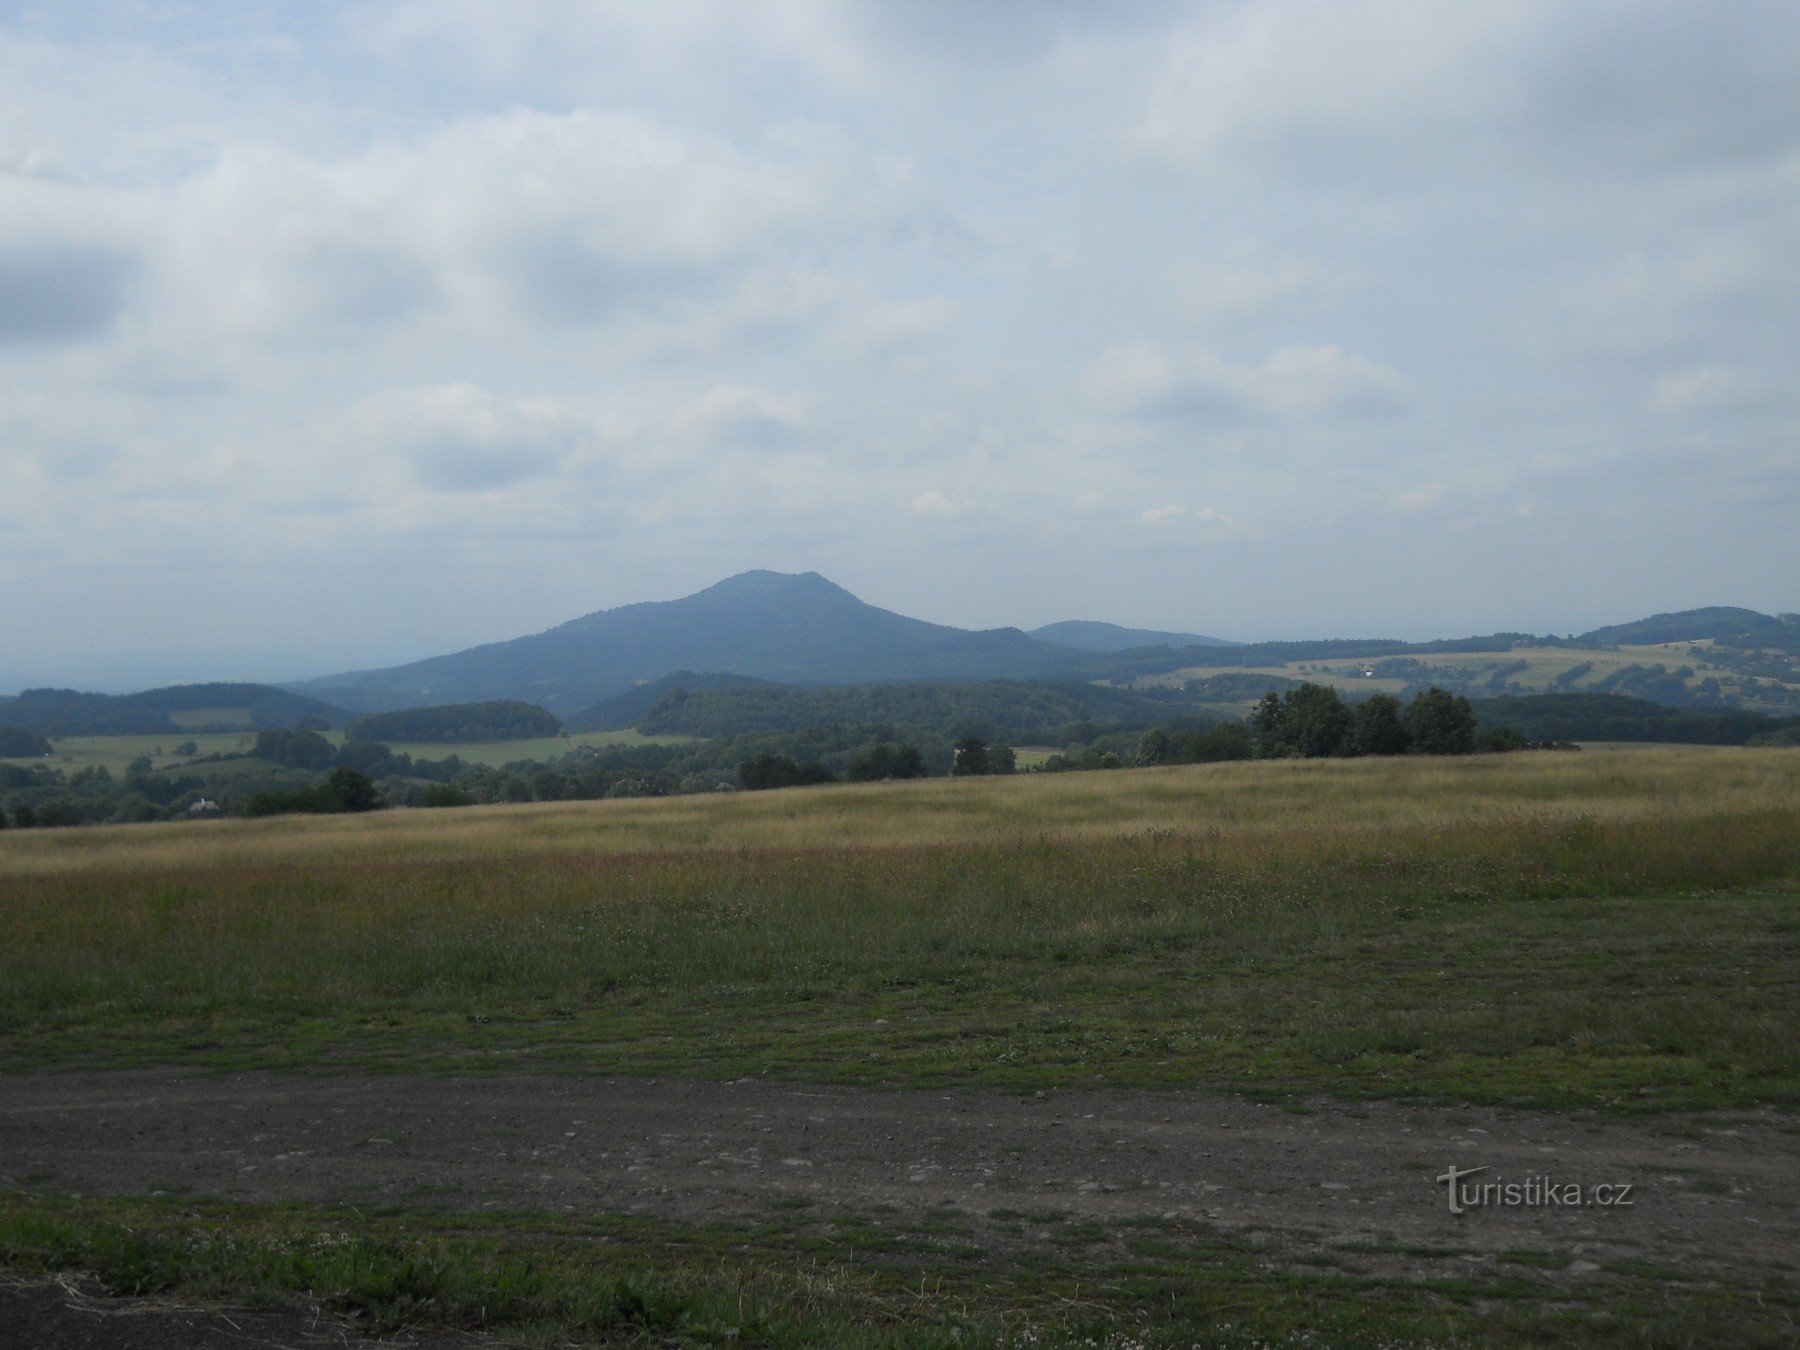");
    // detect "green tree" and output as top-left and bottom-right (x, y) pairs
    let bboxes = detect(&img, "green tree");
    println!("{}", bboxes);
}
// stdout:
(319, 767), (380, 812)
(1479, 724), (1530, 753)
(254, 728), (336, 770)
(1406, 687), (1478, 755)
(1249, 692), (1286, 756)
(416, 783), (475, 808)
(1347, 694), (1410, 756)
(951, 736), (990, 776)
(1136, 727), (1170, 766)
(739, 753), (836, 790)
(847, 743), (929, 781)
(1284, 683), (1352, 757)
